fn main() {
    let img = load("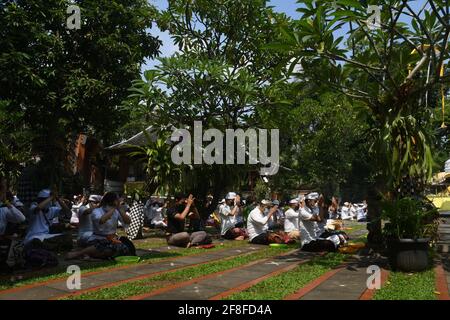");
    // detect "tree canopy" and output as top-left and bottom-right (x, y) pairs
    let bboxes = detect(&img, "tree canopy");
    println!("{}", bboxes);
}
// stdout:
(0, 0), (161, 186)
